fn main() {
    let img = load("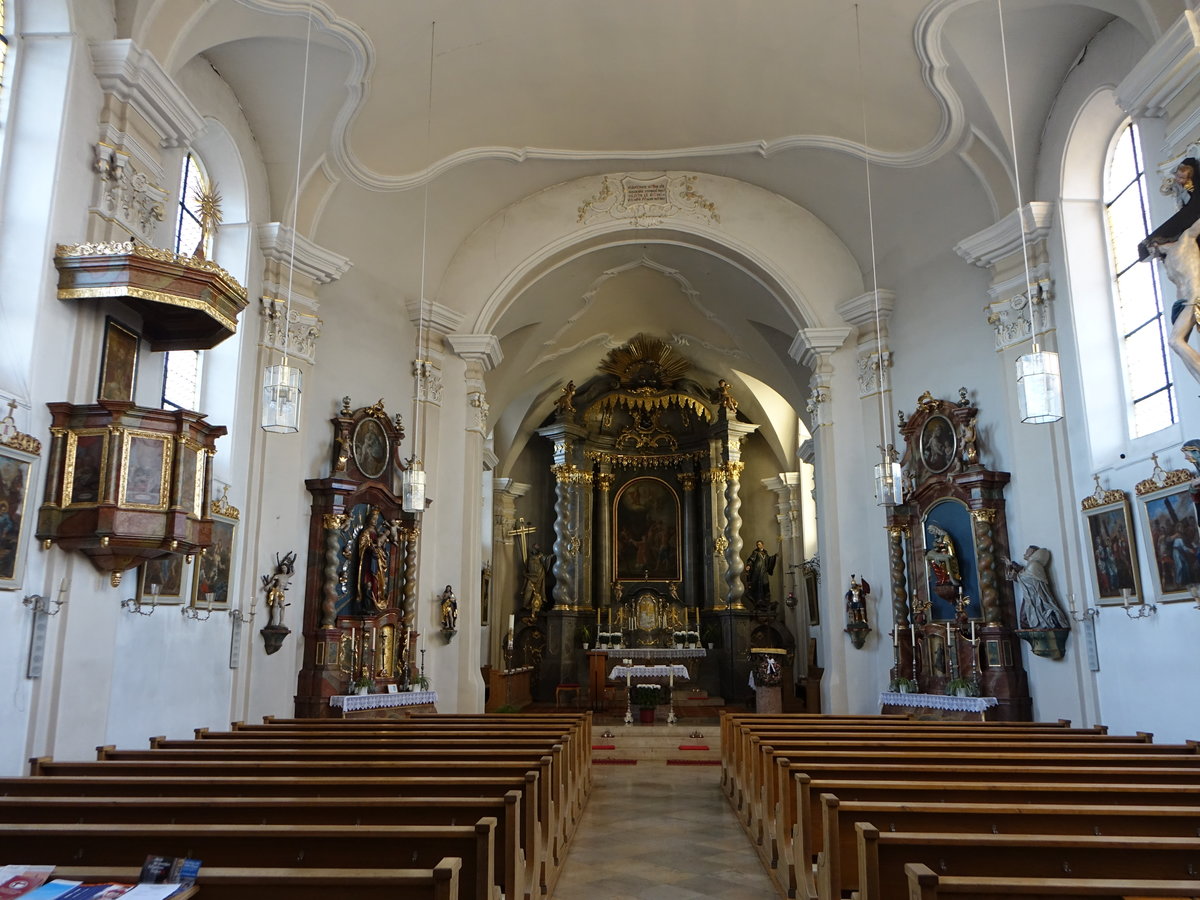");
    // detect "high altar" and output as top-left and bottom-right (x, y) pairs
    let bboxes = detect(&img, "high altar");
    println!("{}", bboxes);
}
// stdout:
(507, 336), (801, 707)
